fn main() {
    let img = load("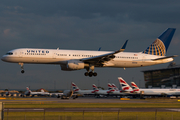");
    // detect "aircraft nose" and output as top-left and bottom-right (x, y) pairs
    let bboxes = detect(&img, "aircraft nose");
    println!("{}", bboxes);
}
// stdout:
(1, 56), (5, 61)
(1, 55), (7, 61)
